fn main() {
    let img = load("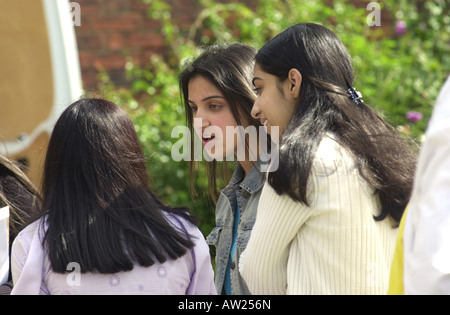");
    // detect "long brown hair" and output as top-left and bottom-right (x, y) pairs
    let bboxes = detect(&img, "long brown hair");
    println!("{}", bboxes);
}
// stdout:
(179, 43), (265, 202)
(0, 155), (40, 244)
